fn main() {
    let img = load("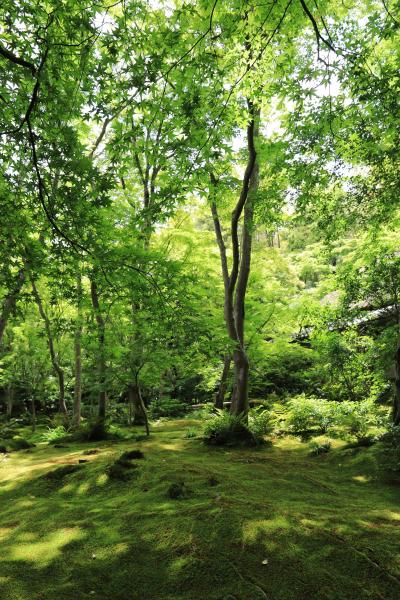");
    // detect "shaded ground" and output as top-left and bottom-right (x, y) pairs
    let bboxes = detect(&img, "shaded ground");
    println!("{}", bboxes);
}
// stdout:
(0, 419), (399, 600)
